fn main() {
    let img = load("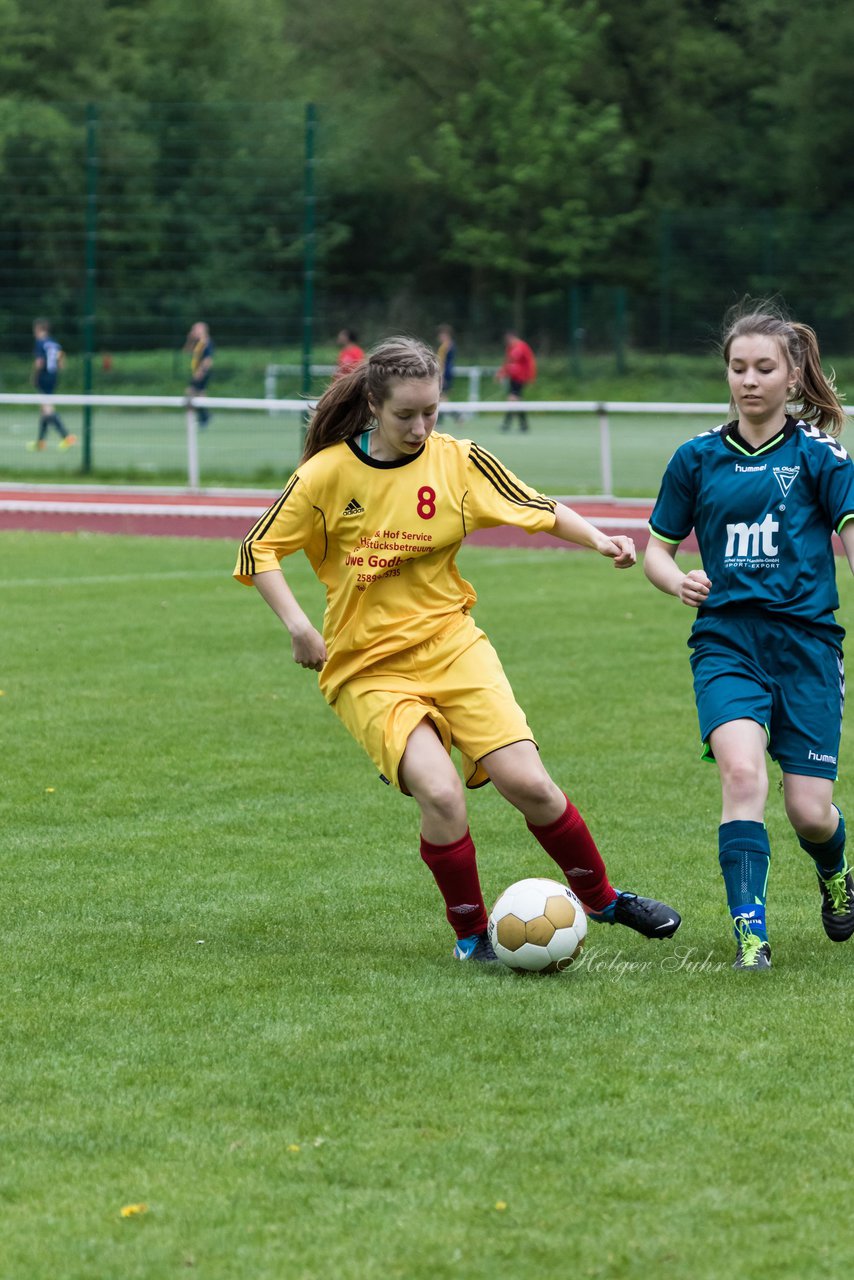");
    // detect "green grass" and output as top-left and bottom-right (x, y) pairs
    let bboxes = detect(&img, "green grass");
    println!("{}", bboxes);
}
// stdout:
(0, 406), (724, 495)
(3, 534), (854, 1278)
